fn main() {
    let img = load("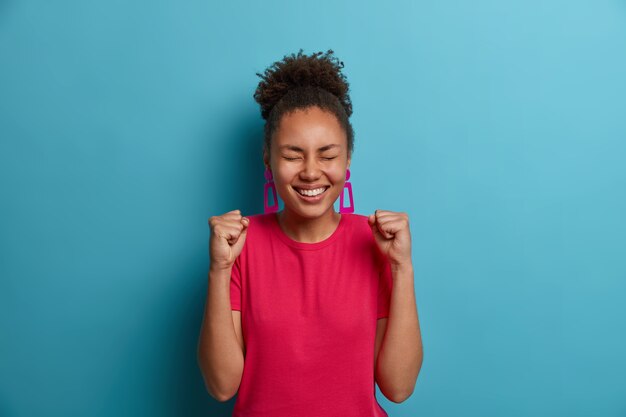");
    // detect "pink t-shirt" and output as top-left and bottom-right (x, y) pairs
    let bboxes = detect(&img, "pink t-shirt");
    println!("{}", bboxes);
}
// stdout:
(229, 212), (393, 417)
